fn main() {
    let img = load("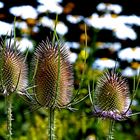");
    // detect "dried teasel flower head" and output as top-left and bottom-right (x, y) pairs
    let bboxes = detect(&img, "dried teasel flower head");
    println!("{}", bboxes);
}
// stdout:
(93, 70), (131, 121)
(0, 40), (28, 95)
(33, 39), (73, 108)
